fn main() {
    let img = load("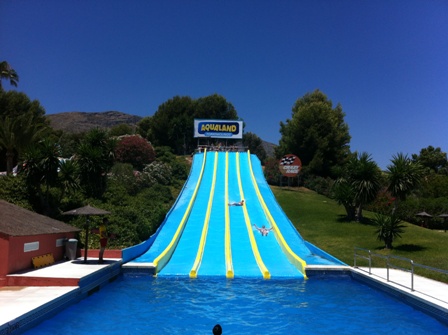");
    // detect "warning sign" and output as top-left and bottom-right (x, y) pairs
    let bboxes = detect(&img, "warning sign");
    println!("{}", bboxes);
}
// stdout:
(279, 154), (302, 177)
